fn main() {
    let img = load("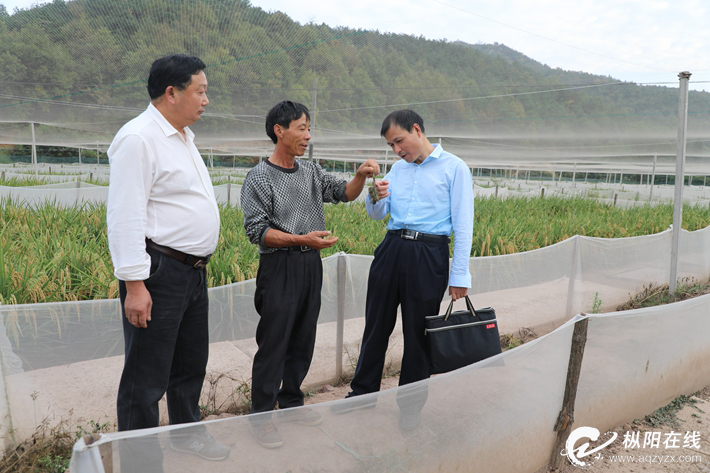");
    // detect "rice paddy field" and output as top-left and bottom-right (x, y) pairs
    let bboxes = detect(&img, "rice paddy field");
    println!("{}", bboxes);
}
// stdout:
(3, 196), (710, 305)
